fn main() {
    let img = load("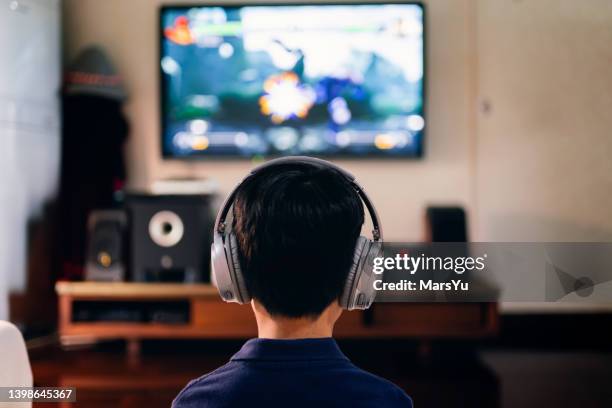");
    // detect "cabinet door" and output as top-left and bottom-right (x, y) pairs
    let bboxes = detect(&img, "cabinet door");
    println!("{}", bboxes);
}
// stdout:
(0, 0), (60, 302)
(0, 127), (28, 296)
